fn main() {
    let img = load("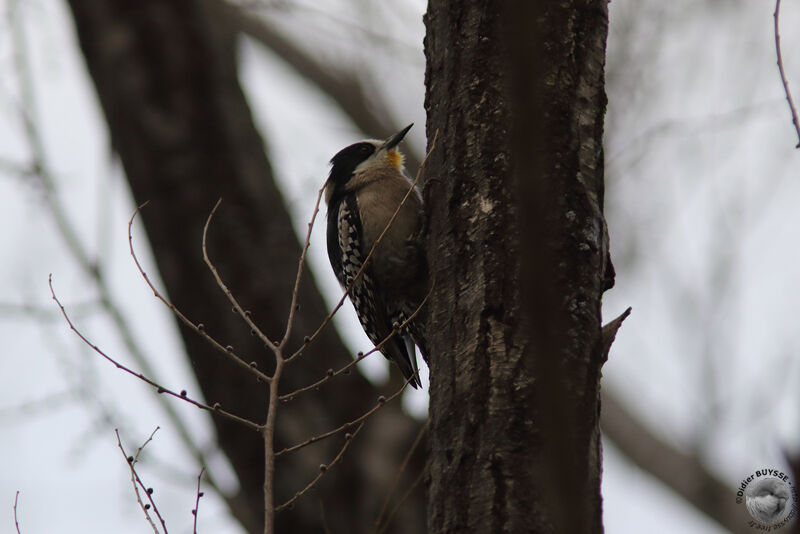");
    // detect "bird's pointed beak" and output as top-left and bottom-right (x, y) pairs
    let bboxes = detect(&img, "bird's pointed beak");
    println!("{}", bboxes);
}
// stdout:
(383, 123), (413, 150)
